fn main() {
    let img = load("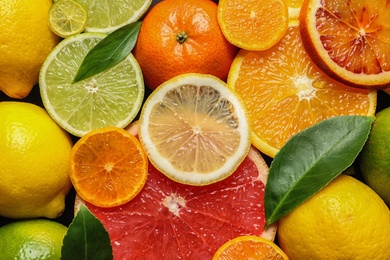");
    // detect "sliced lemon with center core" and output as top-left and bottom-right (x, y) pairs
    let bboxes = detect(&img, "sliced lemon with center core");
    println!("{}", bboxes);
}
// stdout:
(139, 73), (251, 186)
